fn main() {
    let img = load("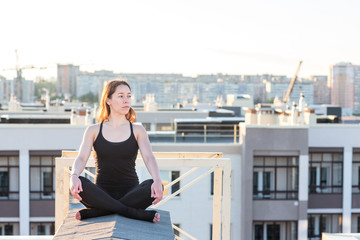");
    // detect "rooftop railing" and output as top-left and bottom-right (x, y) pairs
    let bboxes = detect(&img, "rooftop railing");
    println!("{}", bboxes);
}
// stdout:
(148, 123), (241, 143)
(55, 151), (231, 240)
